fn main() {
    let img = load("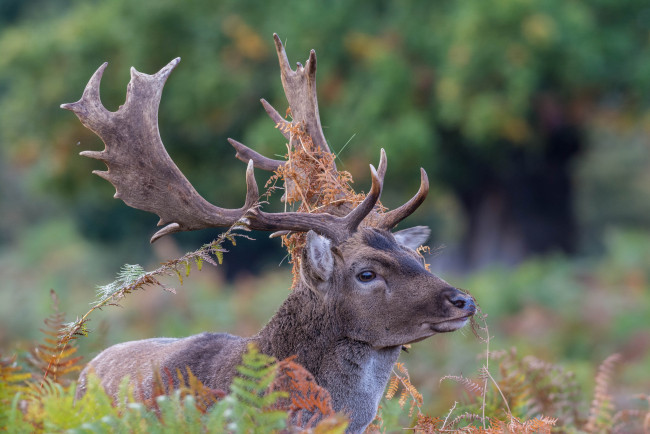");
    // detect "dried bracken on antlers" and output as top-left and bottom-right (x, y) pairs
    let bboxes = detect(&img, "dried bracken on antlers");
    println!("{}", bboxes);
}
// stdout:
(230, 34), (333, 173)
(62, 34), (429, 246)
(227, 35), (428, 230)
